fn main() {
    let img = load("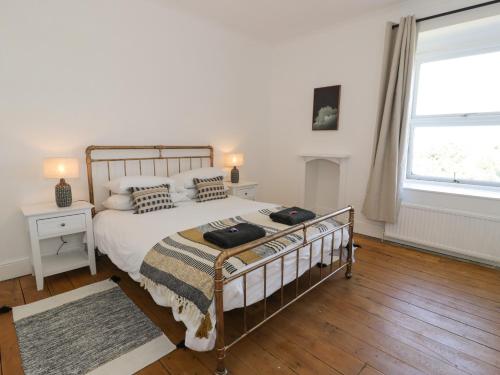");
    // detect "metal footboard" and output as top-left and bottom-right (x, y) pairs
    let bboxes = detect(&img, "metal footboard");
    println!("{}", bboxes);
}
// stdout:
(213, 206), (354, 374)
